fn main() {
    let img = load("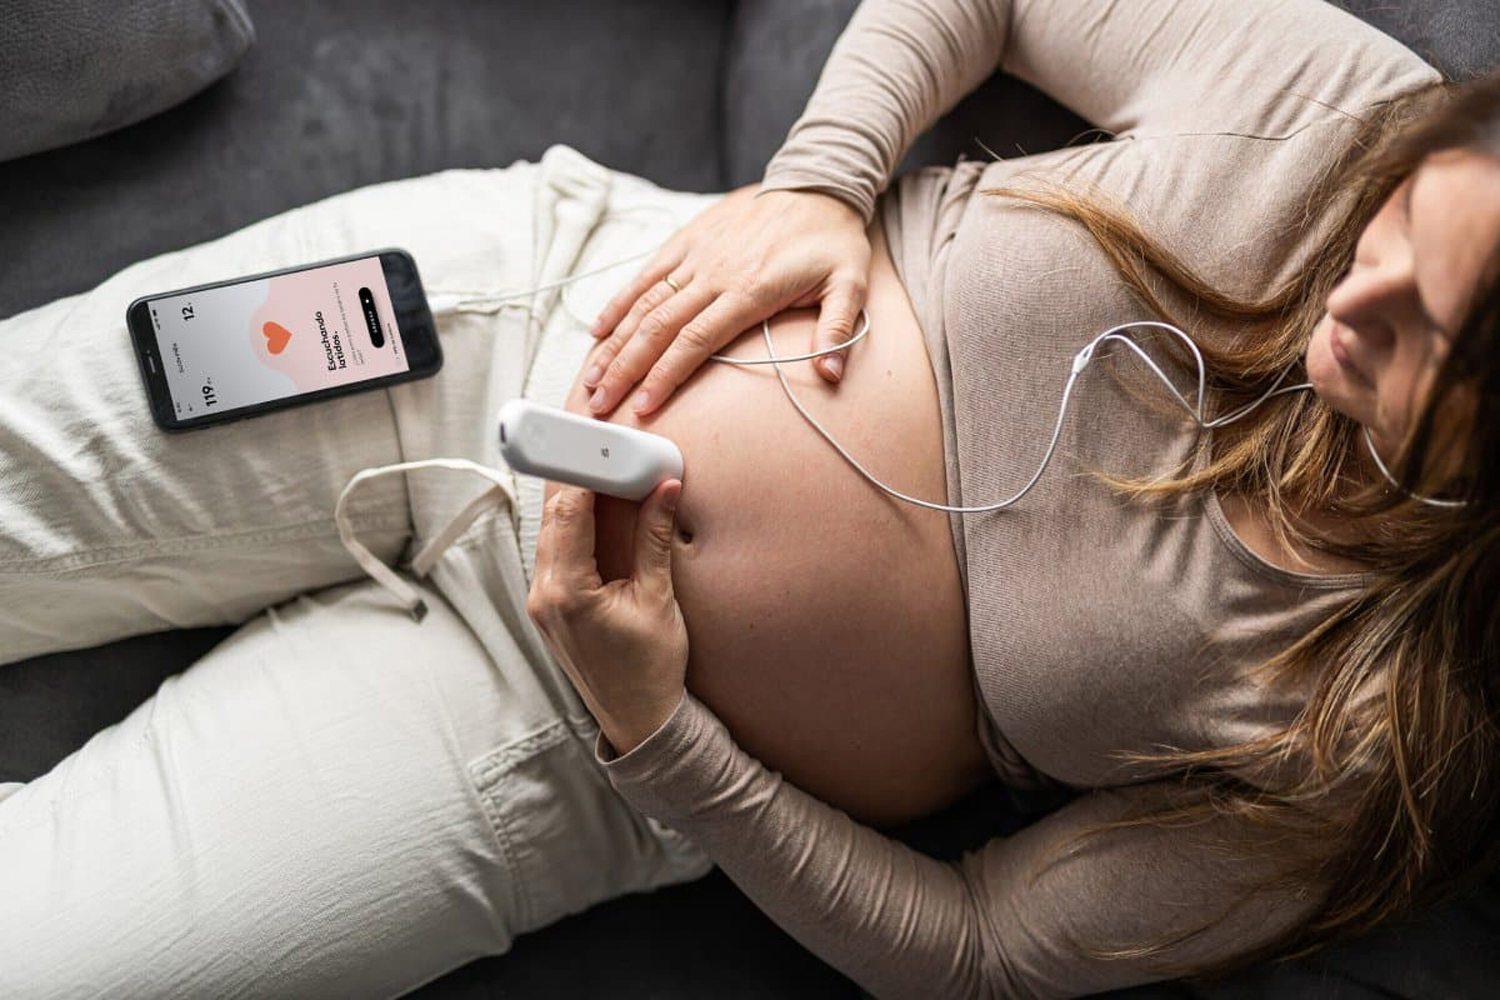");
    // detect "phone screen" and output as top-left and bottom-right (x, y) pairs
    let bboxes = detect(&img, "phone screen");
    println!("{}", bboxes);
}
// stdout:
(145, 255), (410, 419)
